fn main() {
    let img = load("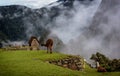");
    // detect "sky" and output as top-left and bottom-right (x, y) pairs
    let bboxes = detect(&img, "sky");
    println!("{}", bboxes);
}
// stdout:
(0, 0), (57, 8)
